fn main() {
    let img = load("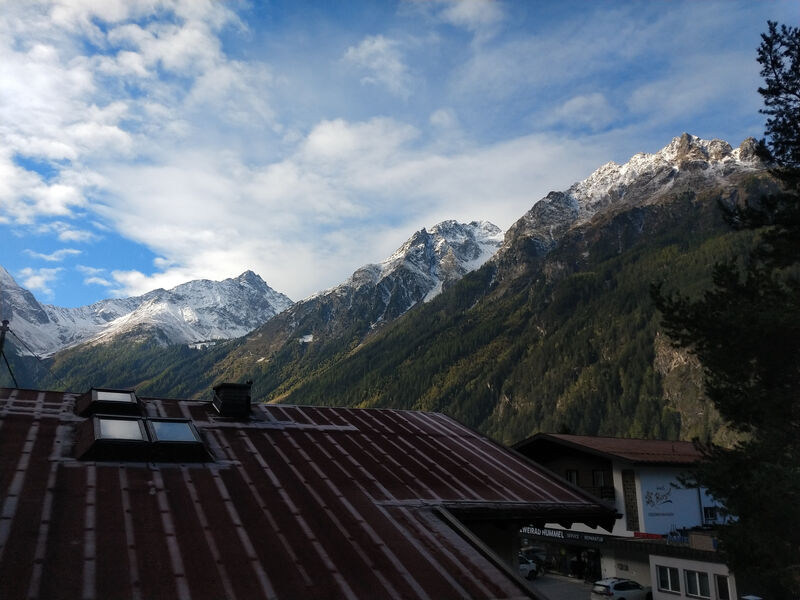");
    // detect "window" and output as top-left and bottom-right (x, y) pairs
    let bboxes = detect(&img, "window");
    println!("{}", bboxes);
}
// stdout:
(566, 469), (578, 485)
(703, 506), (718, 522)
(615, 581), (642, 591)
(685, 570), (710, 598)
(96, 390), (136, 403)
(77, 416), (209, 462)
(657, 565), (680, 593)
(146, 418), (209, 462)
(592, 470), (607, 487)
(149, 419), (200, 442)
(98, 417), (146, 440)
(76, 387), (141, 417)
(715, 574), (731, 600)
